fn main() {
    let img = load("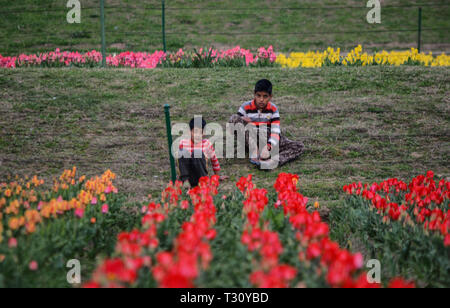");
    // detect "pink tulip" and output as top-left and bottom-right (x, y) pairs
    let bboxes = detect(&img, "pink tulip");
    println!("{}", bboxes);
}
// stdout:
(275, 200), (282, 209)
(8, 238), (17, 248)
(0, 46), (278, 69)
(102, 204), (109, 214)
(29, 261), (38, 271)
(353, 253), (364, 269)
(181, 200), (189, 210)
(75, 208), (84, 218)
